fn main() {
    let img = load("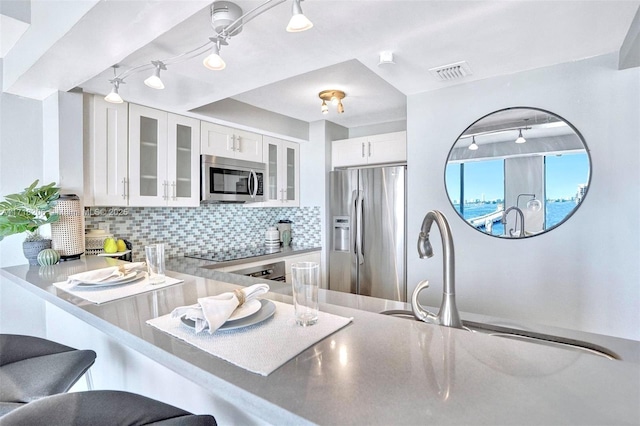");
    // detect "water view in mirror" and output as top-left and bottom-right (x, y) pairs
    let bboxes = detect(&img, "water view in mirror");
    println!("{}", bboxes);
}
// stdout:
(445, 107), (591, 238)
